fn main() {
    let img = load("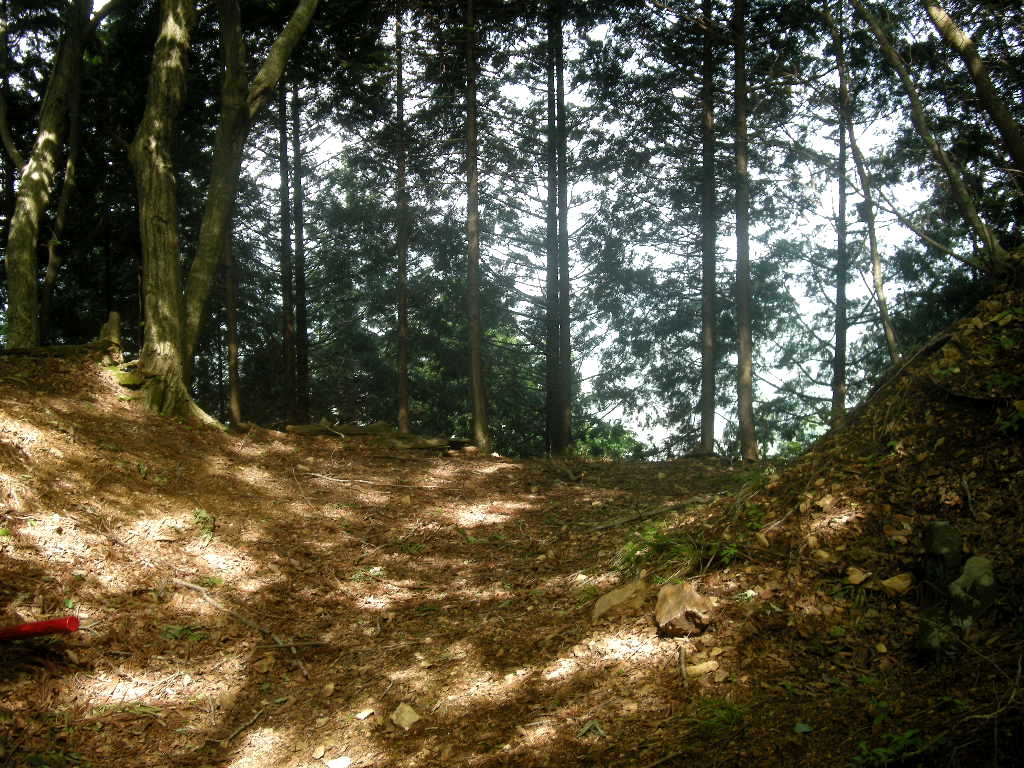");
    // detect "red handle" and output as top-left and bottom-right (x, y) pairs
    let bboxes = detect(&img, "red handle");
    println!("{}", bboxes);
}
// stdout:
(0, 616), (80, 641)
